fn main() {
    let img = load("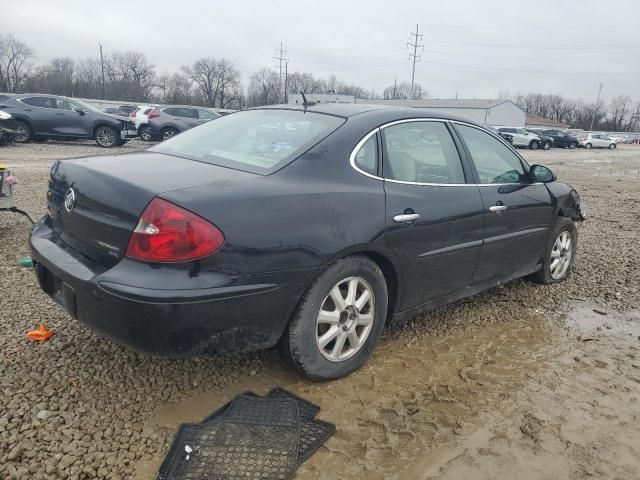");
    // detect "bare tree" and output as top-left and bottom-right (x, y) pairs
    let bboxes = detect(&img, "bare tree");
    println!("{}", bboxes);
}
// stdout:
(247, 68), (280, 107)
(383, 81), (426, 100)
(0, 34), (35, 92)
